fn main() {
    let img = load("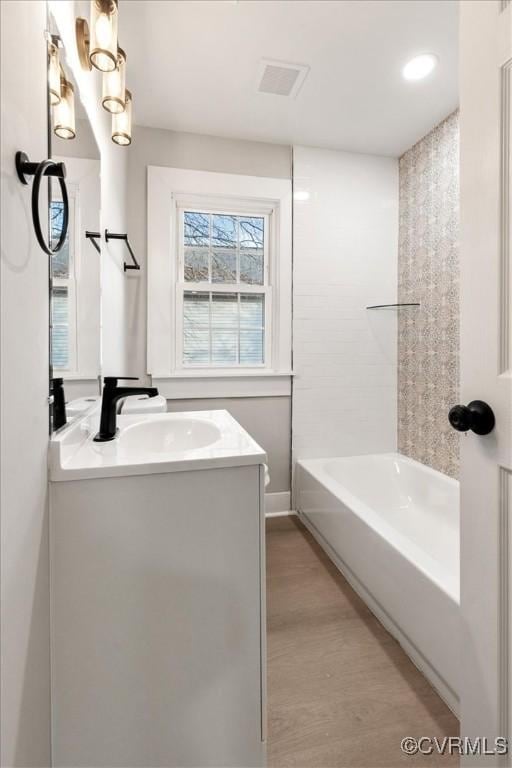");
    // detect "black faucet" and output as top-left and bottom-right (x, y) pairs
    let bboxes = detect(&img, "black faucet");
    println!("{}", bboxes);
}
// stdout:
(52, 377), (67, 431)
(93, 377), (159, 442)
